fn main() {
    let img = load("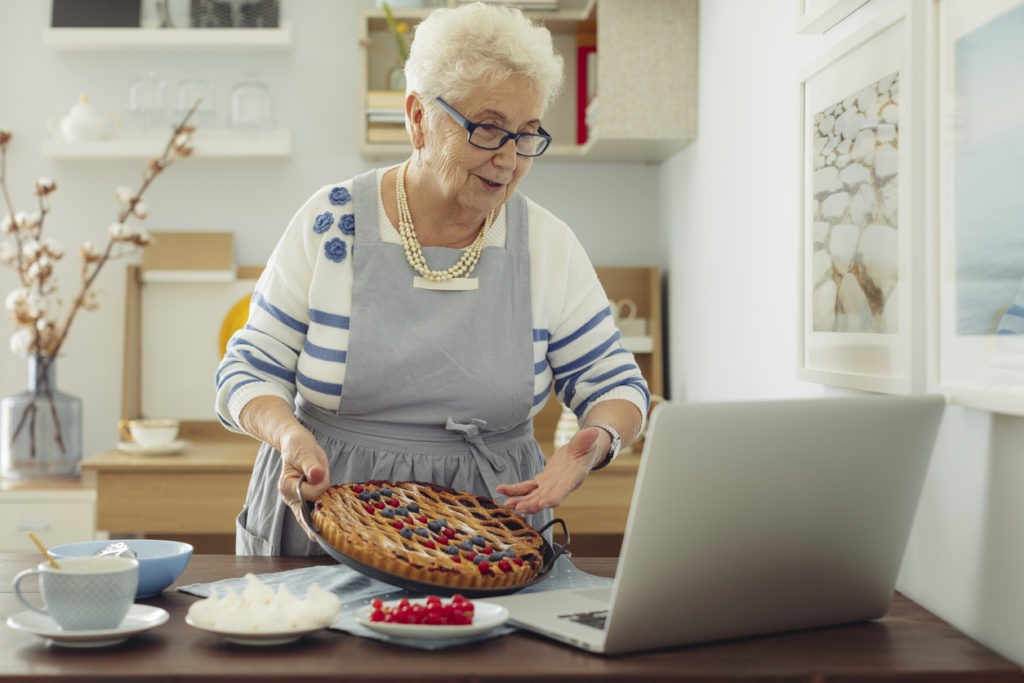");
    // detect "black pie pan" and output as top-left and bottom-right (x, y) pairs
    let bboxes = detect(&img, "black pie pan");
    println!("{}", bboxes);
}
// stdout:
(296, 479), (570, 598)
